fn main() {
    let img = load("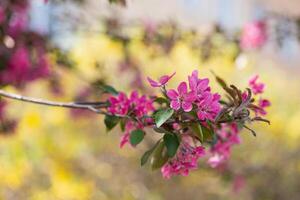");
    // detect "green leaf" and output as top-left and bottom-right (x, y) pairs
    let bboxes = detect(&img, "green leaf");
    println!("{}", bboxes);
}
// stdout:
(153, 127), (166, 133)
(130, 129), (145, 146)
(120, 119), (126, 132)
(101, 84), (119, 96)
(163, 134), (179, 157)
(153, 127), (173, 134)
(150, 140), (169, 170)
(154, 108), (174, 128)
(201, 125), (214, 142)
(140, 140), (160, 166)
(108, 0), (126, 6)
(104, 115), (120, 131)
(212, 72), (228, 89)
(191, 123), (204, 142)
(154, 97), (169, 104)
